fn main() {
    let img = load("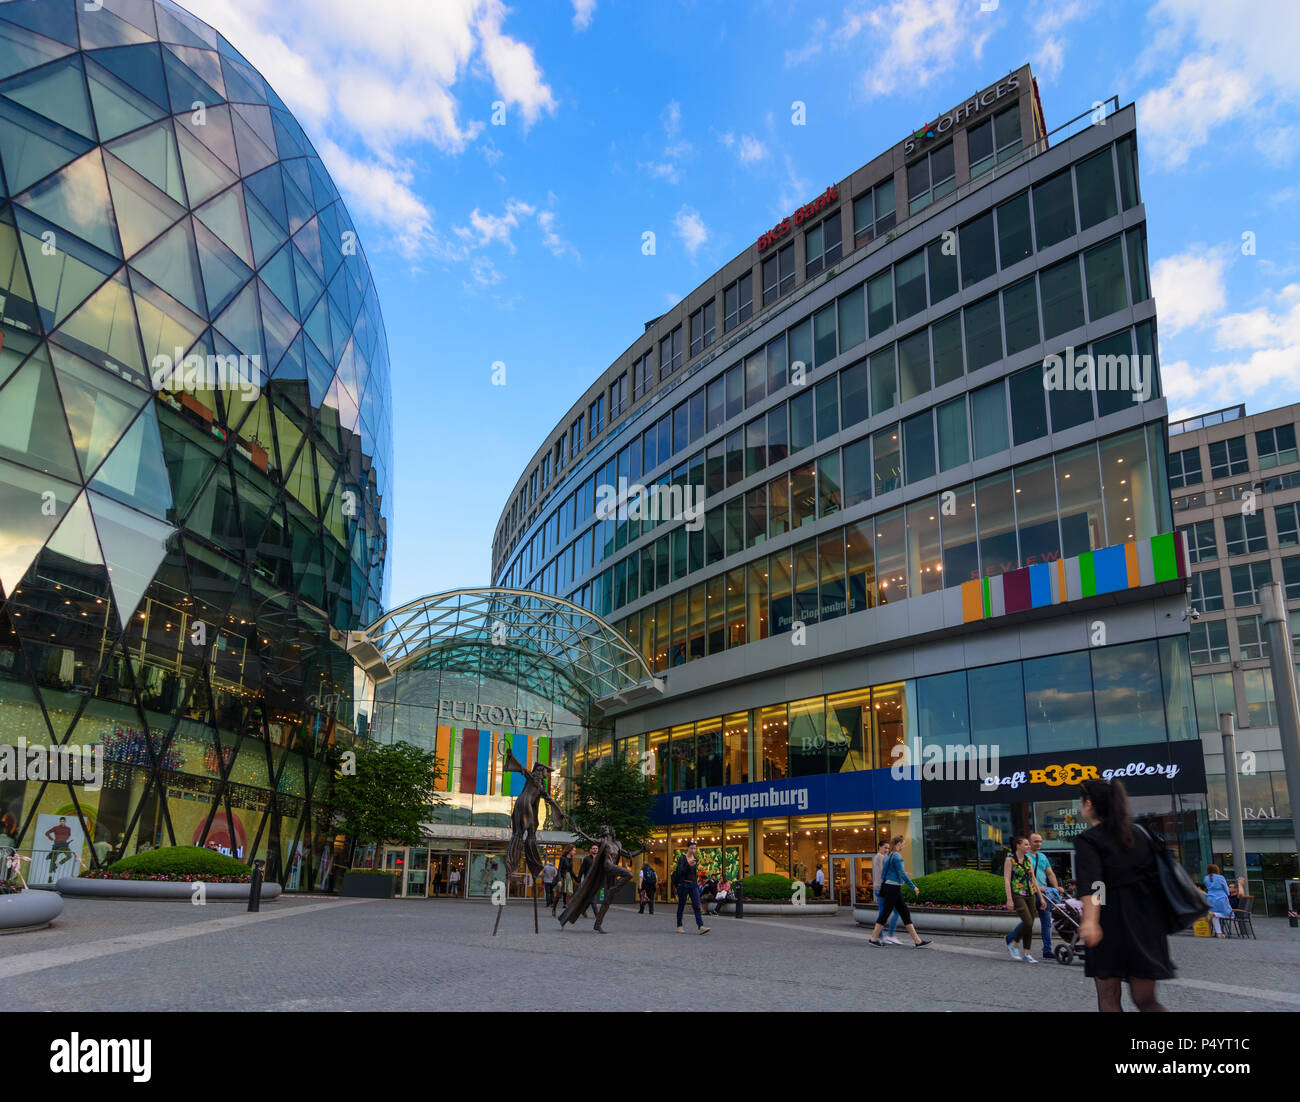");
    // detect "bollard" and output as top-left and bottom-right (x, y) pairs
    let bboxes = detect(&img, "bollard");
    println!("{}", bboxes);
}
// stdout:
(734, 880), (744, 920)
(247, 859), (265, 913)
